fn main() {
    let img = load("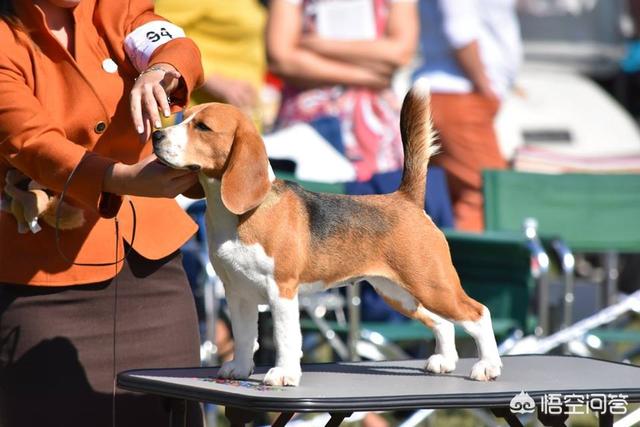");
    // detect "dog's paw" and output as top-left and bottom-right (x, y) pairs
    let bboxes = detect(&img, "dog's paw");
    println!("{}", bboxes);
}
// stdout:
(425, 354), (457, 374)
(217, 360), (254, 380)
(469, 359), (501, 381)
(263, 366), (302, 387)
